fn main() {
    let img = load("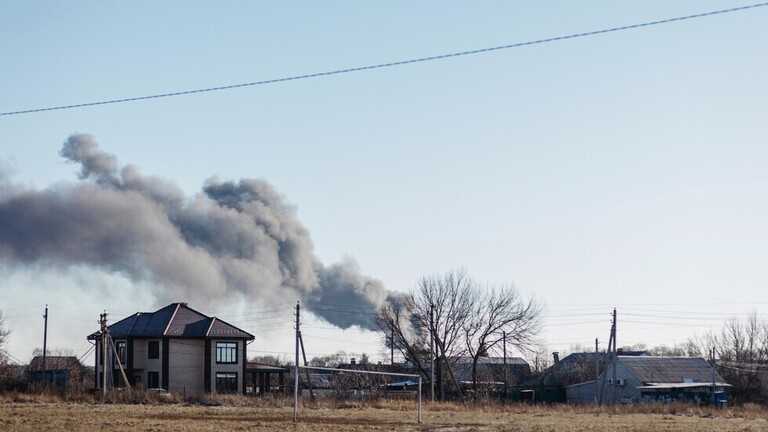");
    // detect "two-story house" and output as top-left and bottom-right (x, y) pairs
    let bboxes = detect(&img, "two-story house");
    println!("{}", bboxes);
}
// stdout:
(88, 302), (254, 395)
